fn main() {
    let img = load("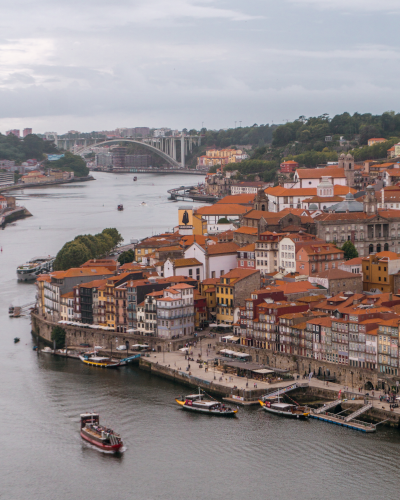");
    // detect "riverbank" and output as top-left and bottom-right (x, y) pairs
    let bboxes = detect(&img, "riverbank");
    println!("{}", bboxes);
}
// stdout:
(0, 175), (95, 193)
(0, 206), (32, 228)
